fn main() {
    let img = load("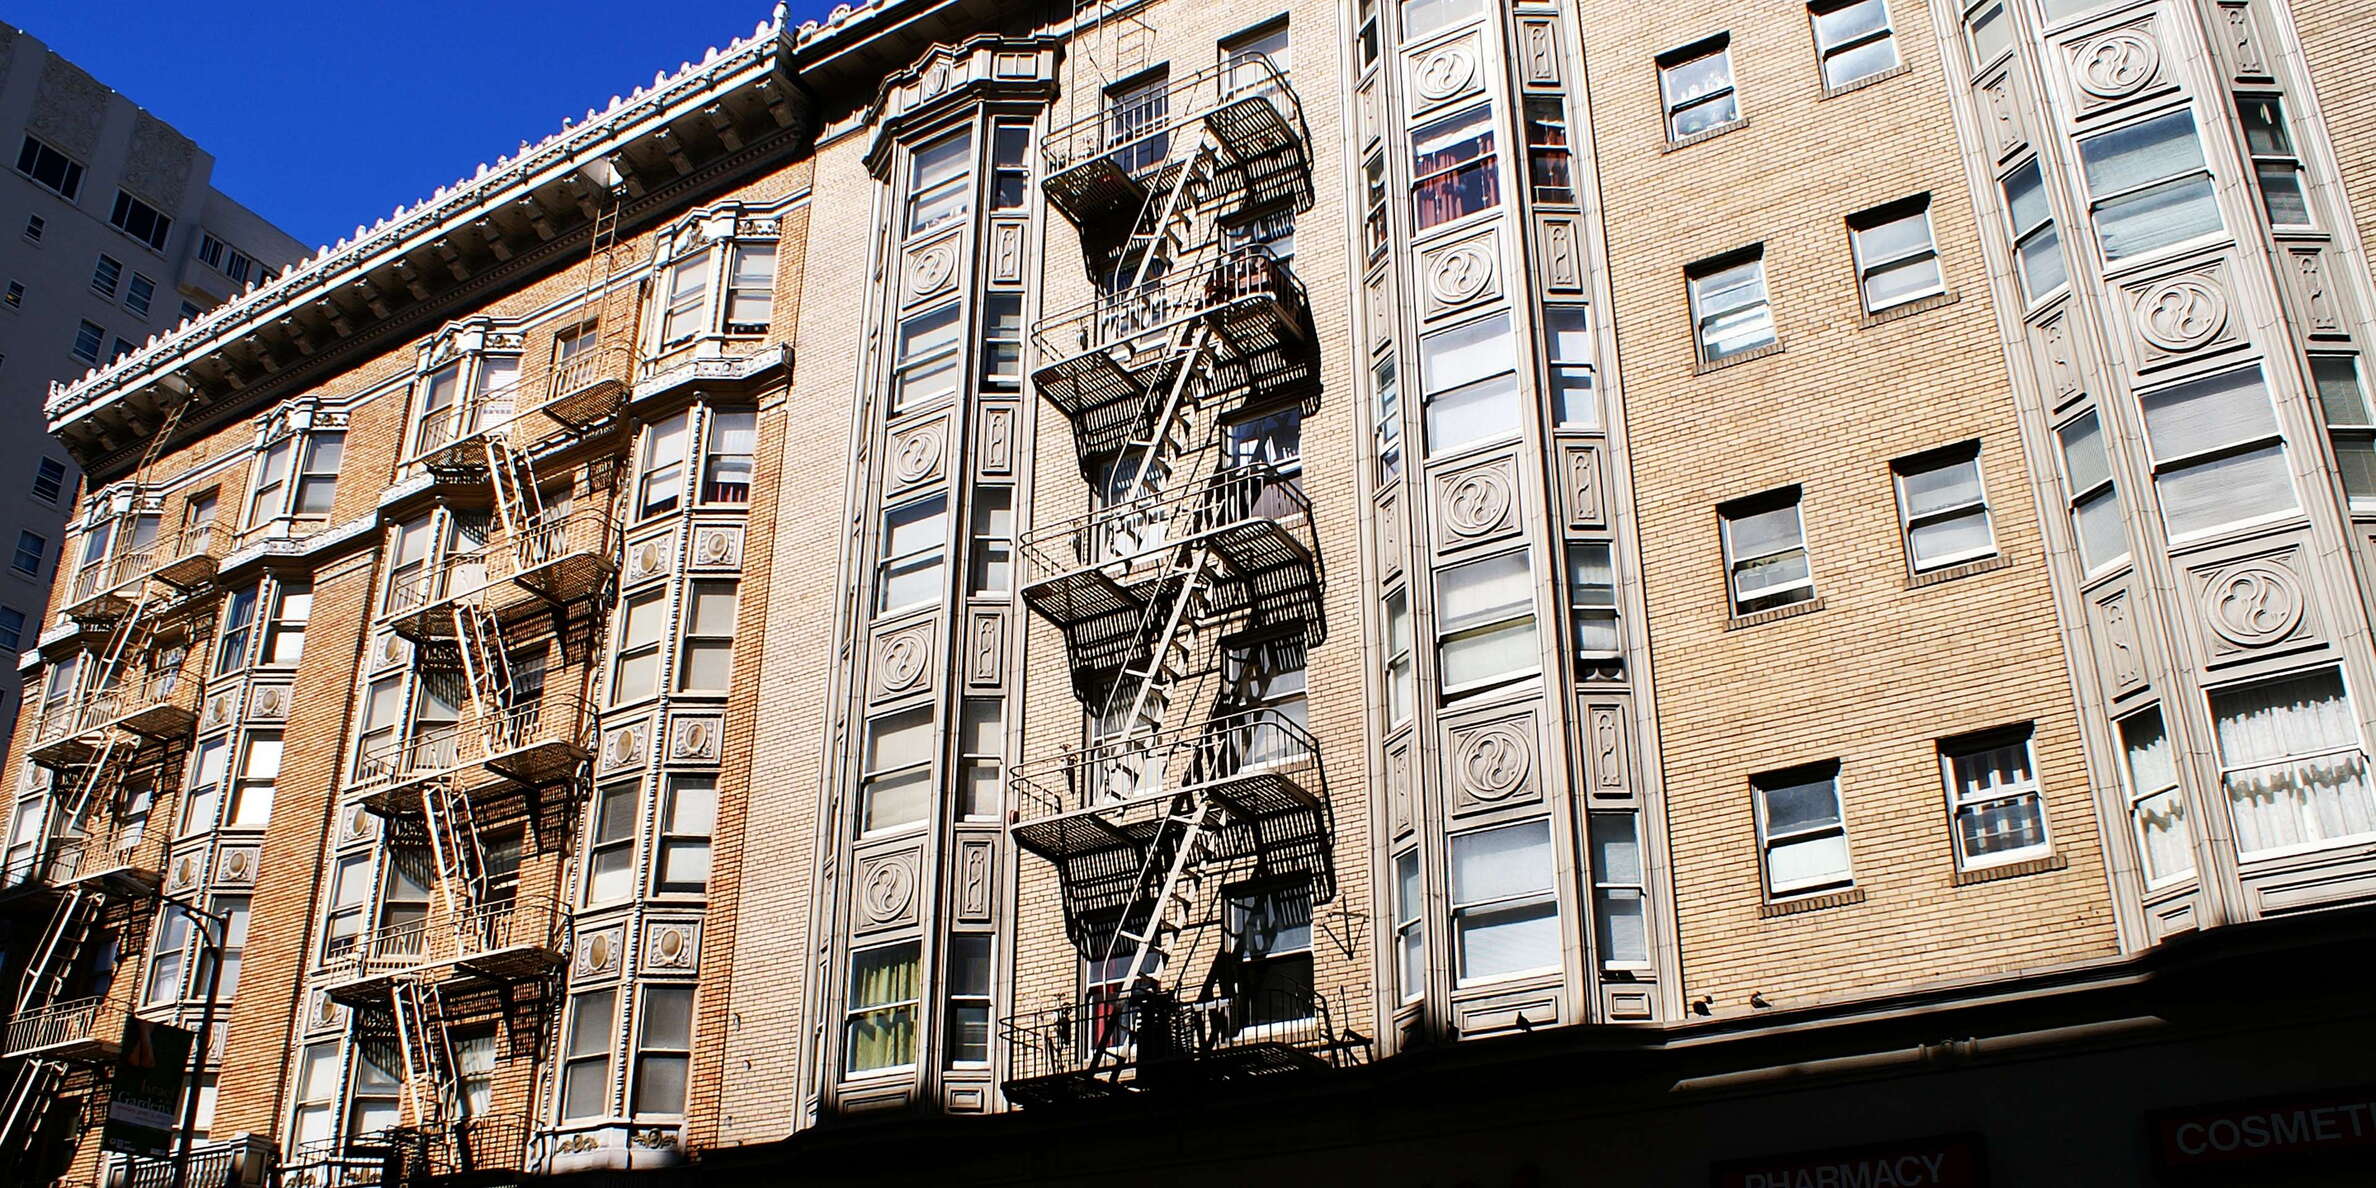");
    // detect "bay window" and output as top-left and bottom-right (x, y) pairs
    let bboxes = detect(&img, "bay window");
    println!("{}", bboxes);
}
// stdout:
(906, 130), (974, 237)
(2120, 708), (2194, 884)
(2312, 354), (2376, 507)
(890, 303), (963, 413)
(1449, 820), (1559, 983)
(877, 496), (948, 615)
(701, 409), (757, 504)
(1435, 549), (1539, 695)
(637, 413), (690, 518)
(723, 242), (776, 333)
(1419, 312), (1520, 455)
(2138, 366), (2296, 540)
(659, 253), (707, 345)
(633, 985), (695, 1114)
(2079, 110), (2223, 262)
